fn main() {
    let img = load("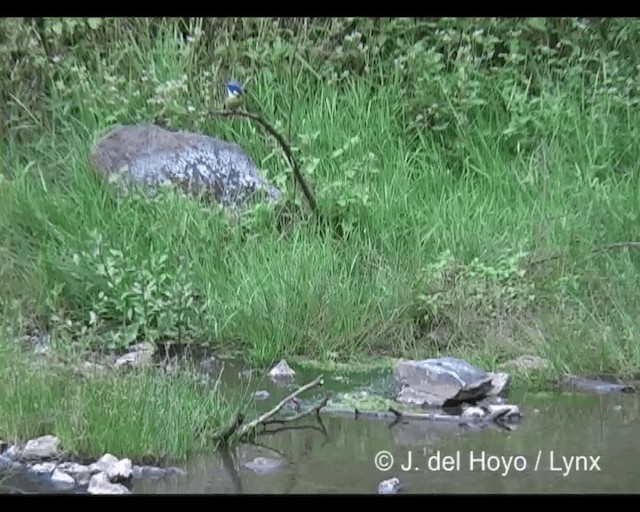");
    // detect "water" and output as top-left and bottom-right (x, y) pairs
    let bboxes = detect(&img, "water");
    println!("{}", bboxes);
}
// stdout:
(2, 359), (639, 494)
(130, 391), (639, 494)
